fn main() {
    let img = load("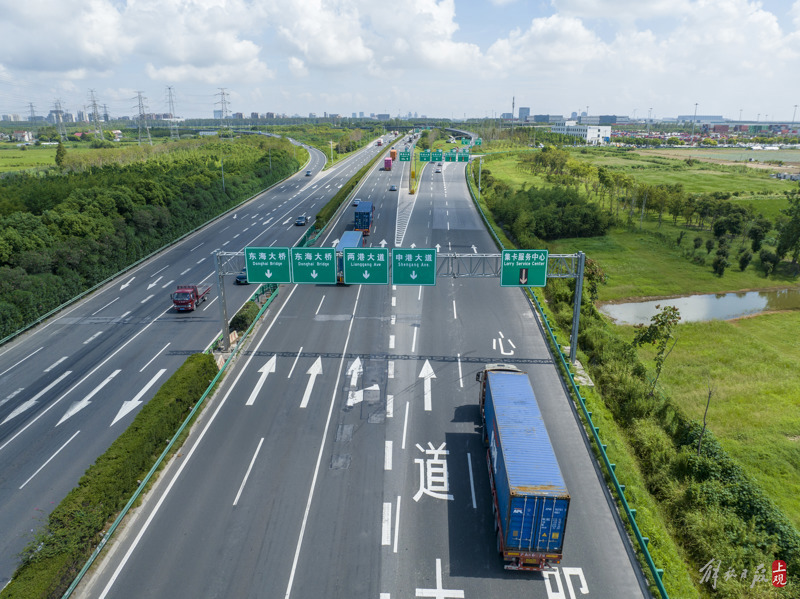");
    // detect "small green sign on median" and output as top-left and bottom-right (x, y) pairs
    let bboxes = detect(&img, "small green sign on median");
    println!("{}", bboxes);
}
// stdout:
(343, 248), (389, 284)
(392, 248), (436, 286)
(245, 246), (292, 283)
(501, 249), (548, 287)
